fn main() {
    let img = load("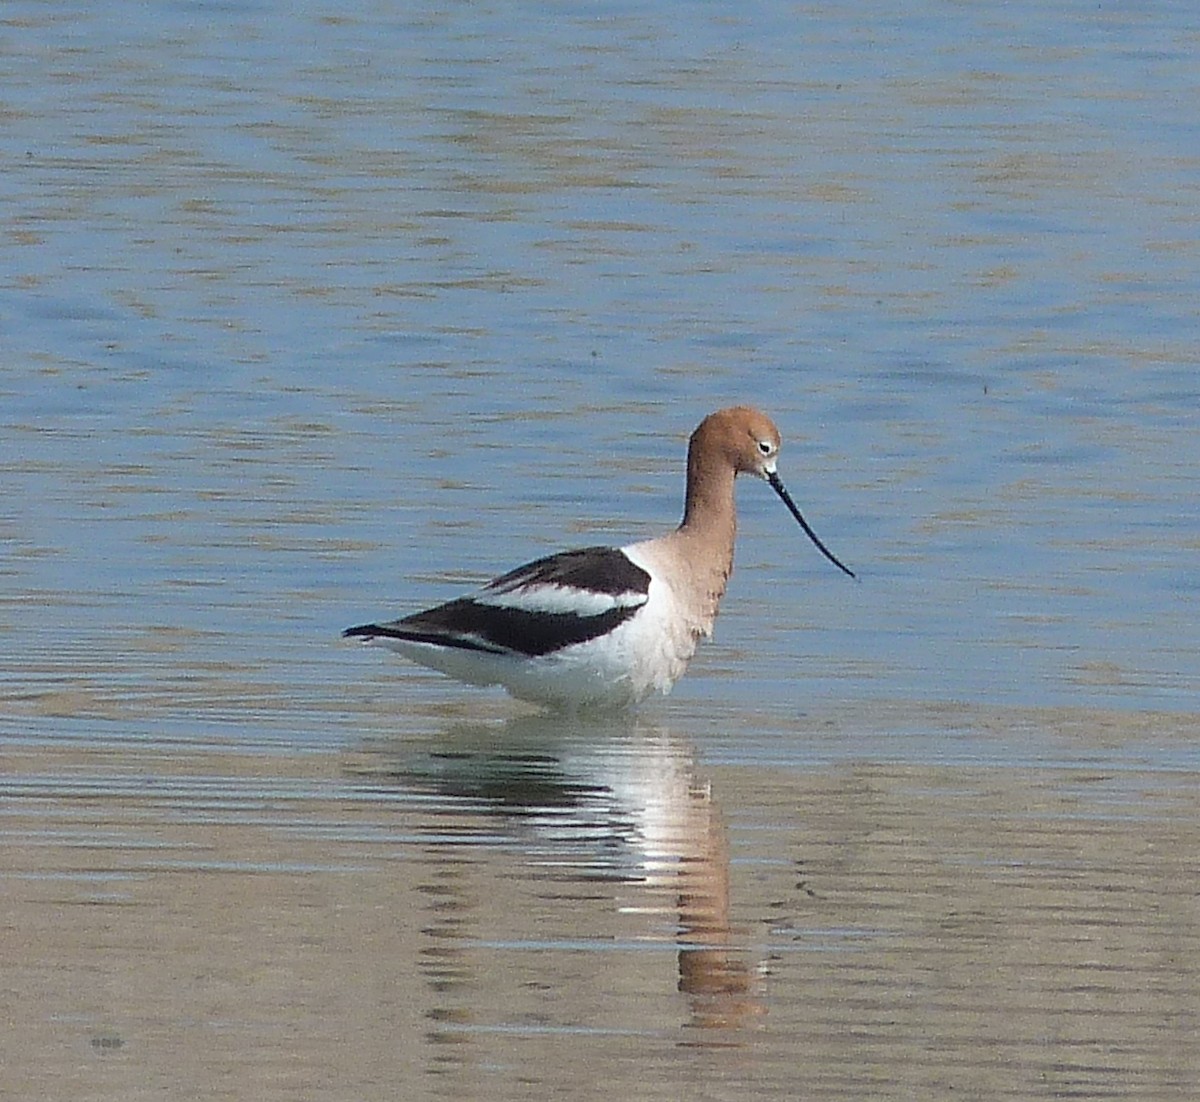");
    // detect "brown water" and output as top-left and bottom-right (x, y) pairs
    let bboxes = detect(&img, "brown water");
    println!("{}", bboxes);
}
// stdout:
(5, 706), (1200, 1100)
